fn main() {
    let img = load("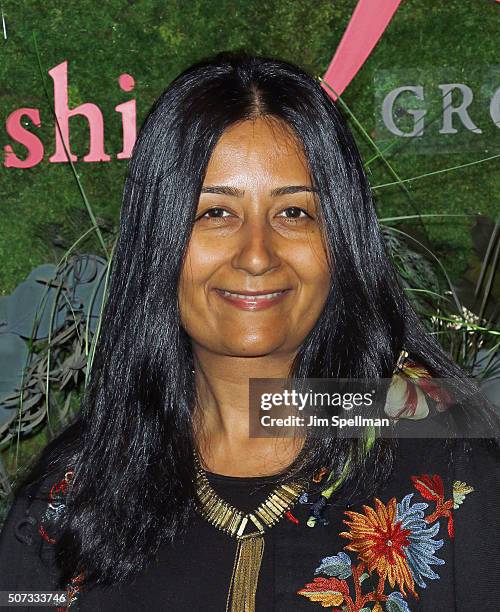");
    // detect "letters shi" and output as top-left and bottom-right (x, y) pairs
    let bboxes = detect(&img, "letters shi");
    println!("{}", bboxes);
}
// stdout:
(3, 61), (136, 168)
